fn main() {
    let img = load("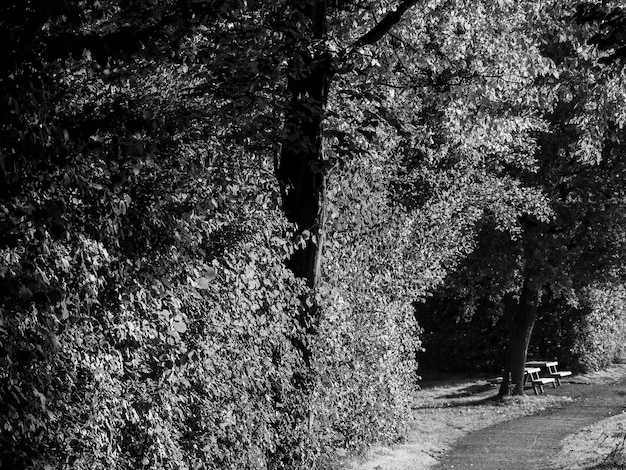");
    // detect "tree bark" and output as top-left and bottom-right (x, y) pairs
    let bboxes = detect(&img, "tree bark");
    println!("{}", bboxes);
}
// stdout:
(277, 1), (330, 291)
(278, 53), (330, 290)
(498, 278), (539, 396)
